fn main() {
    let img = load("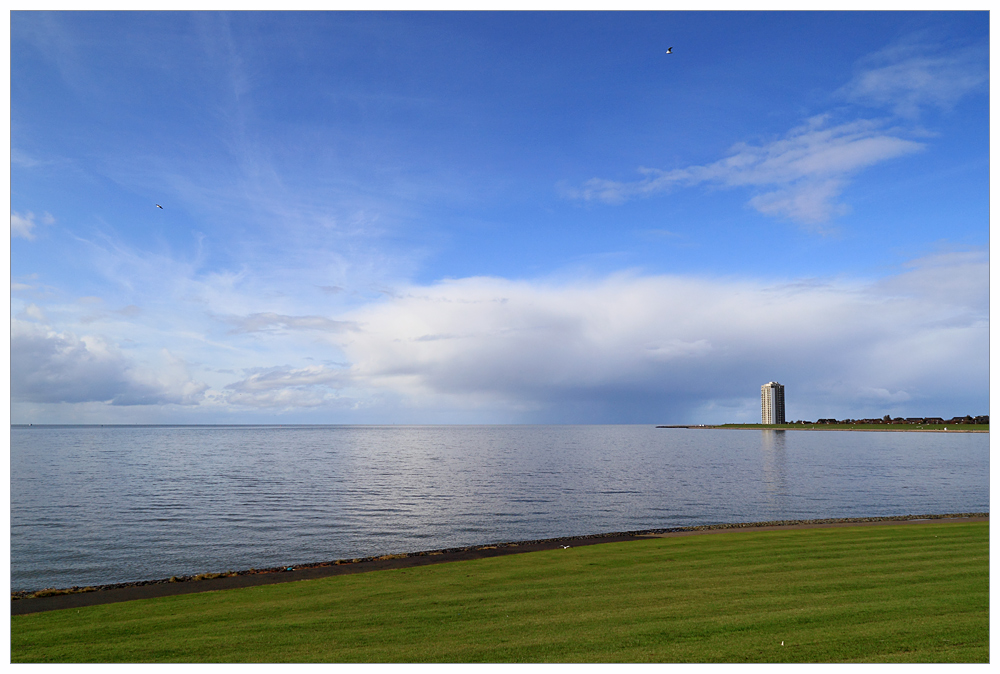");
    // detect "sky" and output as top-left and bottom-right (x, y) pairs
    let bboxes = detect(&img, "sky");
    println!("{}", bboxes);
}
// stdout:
(9, 11), (990, 424)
